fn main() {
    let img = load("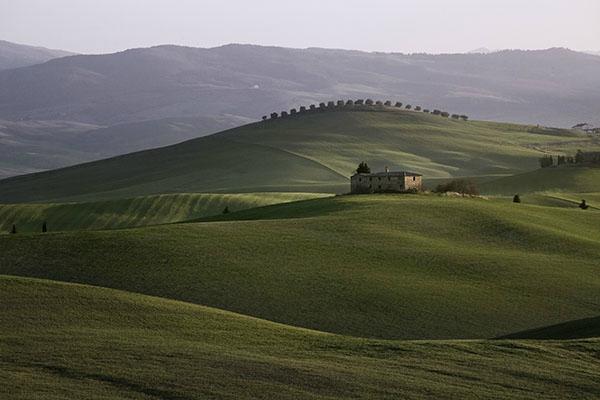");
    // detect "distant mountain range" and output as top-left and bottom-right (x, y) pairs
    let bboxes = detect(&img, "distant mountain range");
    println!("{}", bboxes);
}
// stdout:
(0, 40), (74, 71)
(0, 44), (599, 128)
(0, 42), (599, 178)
